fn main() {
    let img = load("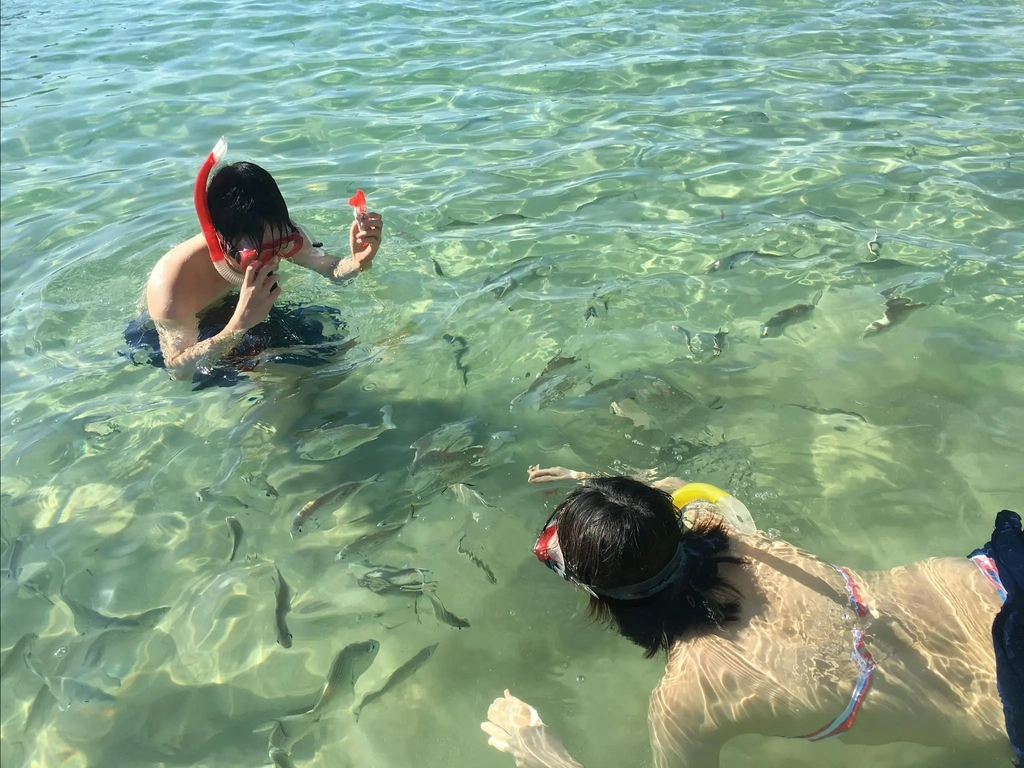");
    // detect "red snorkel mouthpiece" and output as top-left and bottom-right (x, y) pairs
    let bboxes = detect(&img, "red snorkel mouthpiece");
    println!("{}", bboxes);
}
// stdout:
(349, 189), (367, 250)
